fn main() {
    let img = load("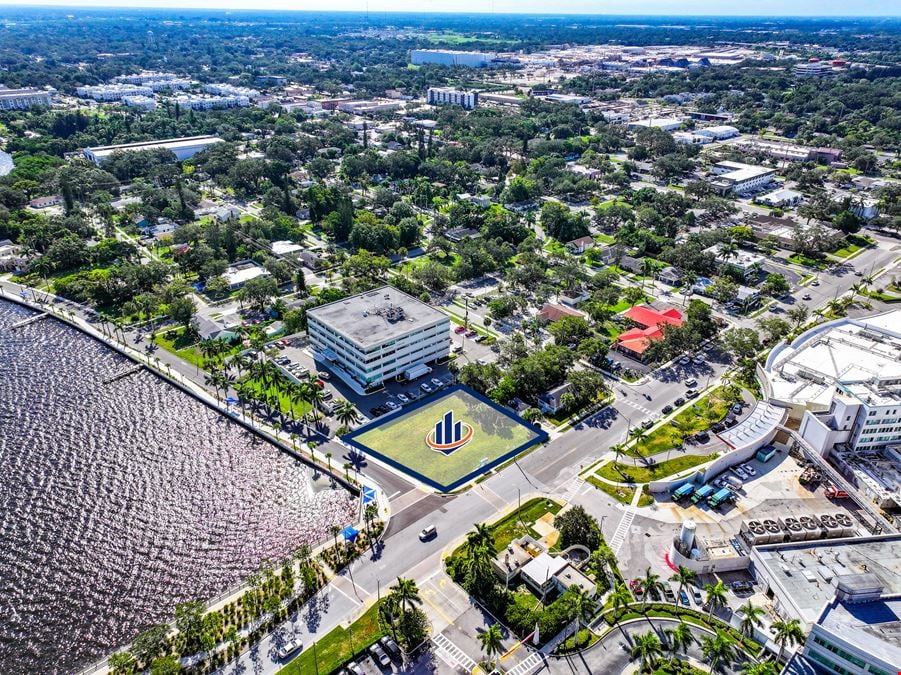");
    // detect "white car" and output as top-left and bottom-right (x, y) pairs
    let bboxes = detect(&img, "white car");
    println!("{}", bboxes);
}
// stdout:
(385, 401), (399, 411)
(420, 383), (433, 394)
(397, 393), (409, 404)
(277, 638), (303, 660)
(741, 463), (757, 476)
(430, 377), (443, 388)
(733, 467), (748, 480)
